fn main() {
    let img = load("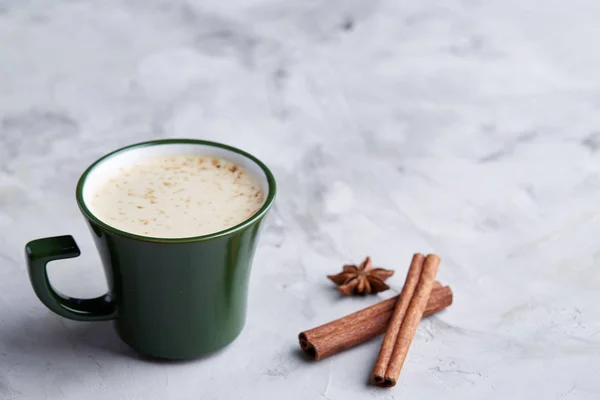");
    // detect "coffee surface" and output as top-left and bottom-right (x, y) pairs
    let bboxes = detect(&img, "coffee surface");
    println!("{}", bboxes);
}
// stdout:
(89, 154), (265, 238)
